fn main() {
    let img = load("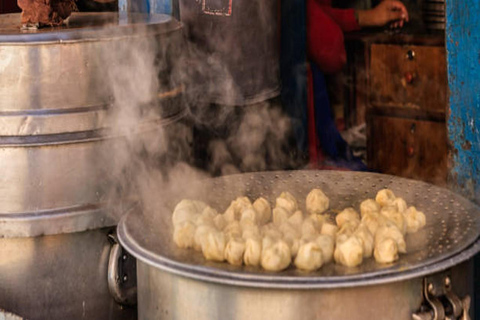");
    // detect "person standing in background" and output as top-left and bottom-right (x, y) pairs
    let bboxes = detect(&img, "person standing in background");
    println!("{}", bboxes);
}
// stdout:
(306, 0), (408, 169)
